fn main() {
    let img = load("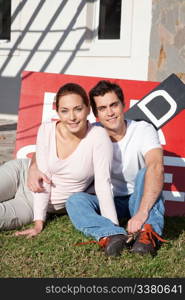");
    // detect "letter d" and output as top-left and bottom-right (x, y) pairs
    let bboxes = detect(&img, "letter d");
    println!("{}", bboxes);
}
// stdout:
(137, 90), (177, 129)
